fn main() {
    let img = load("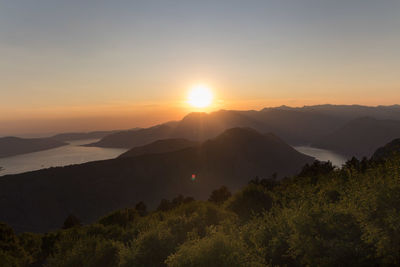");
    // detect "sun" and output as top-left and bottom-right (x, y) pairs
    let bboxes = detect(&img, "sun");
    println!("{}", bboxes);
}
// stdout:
(187, 85), (214, 108)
